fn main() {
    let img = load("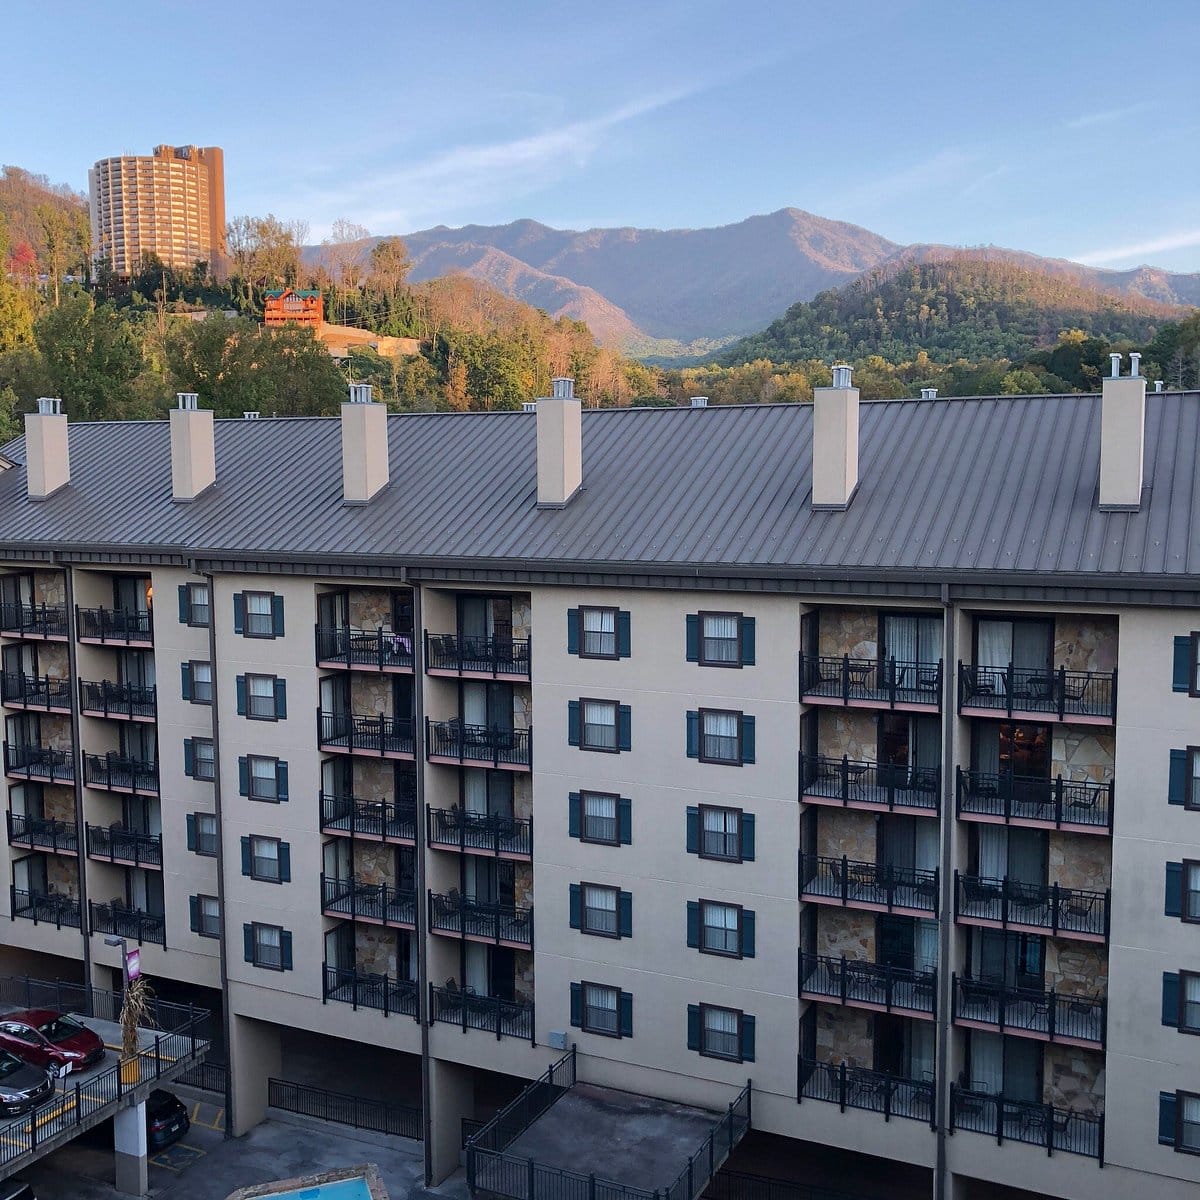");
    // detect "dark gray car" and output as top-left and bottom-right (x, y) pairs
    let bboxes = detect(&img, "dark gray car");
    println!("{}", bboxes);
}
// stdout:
(0, 1050), (54, 1117)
